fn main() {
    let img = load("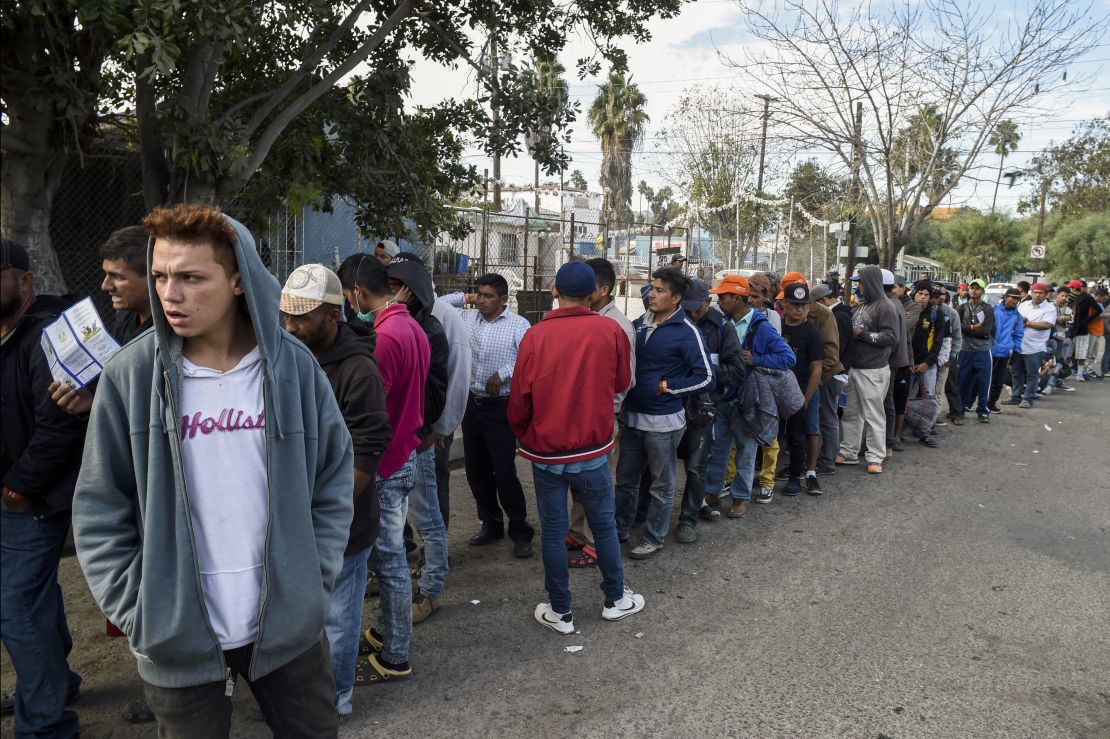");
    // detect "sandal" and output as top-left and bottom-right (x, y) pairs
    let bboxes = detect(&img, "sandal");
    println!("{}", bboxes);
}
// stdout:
(123, 700), (156, 724)
(565, 535), (582, 551)
(568, 546), (598, 568)
(359, 627), (383, 655)
(354, 654), (412, 685)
